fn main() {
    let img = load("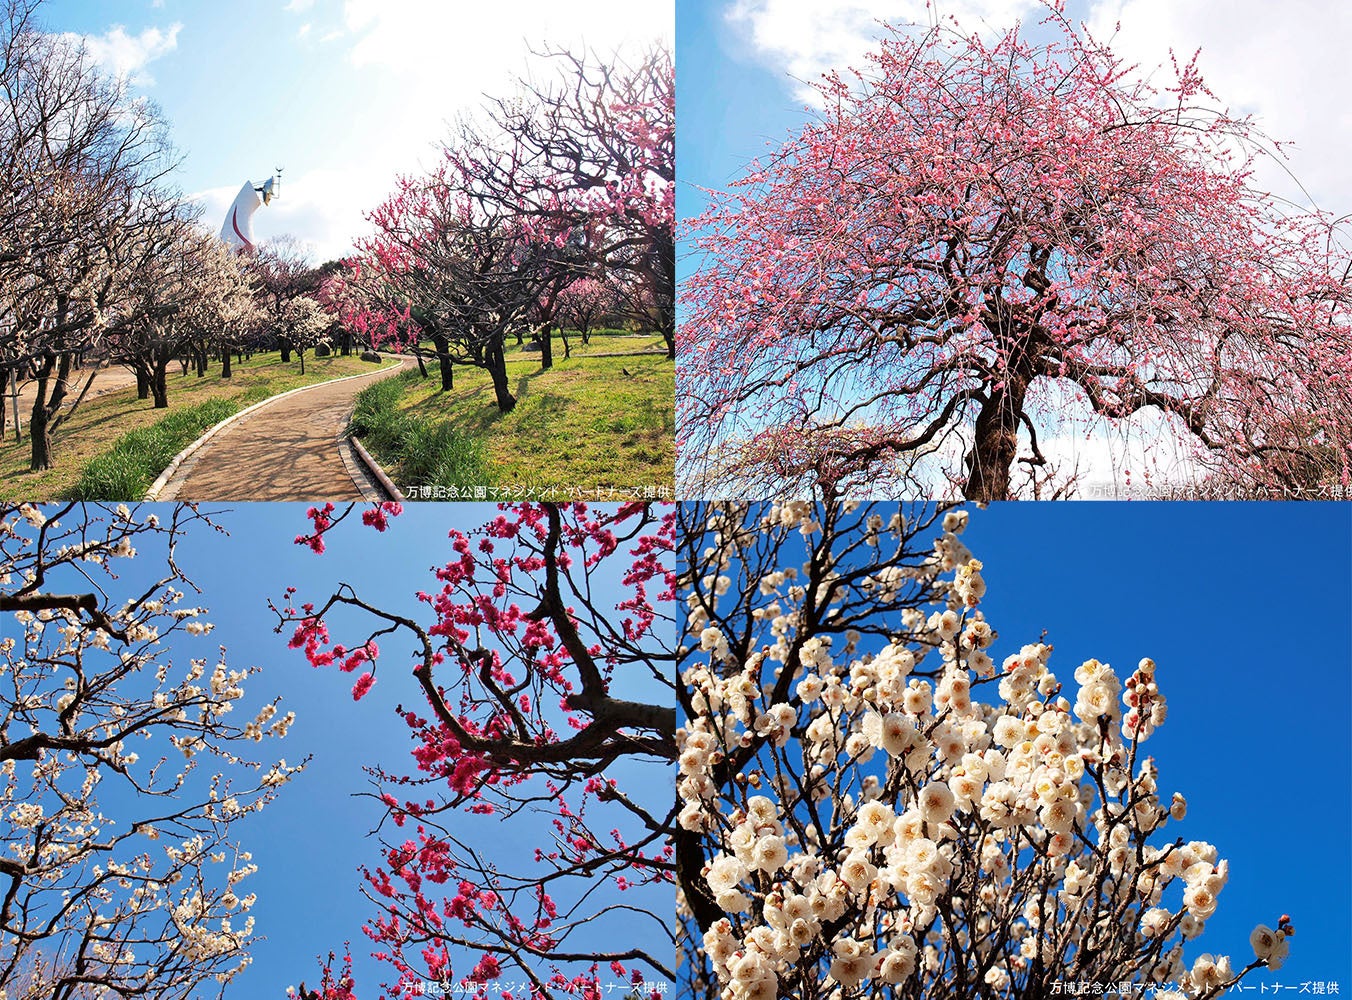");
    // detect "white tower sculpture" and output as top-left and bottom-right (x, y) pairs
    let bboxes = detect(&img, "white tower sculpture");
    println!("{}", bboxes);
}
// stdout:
(219, 169), (282, 252)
